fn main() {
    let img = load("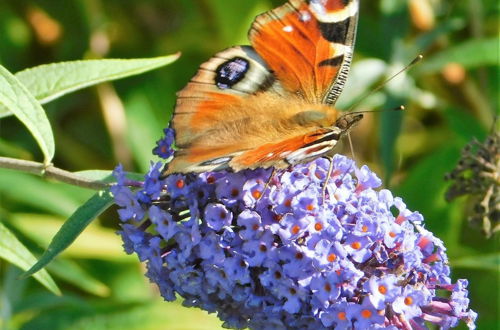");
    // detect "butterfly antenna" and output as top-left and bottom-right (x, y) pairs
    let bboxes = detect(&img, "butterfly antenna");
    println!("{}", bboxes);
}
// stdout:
(349, 105), (406, 116)
(347, 55), (423, 112)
